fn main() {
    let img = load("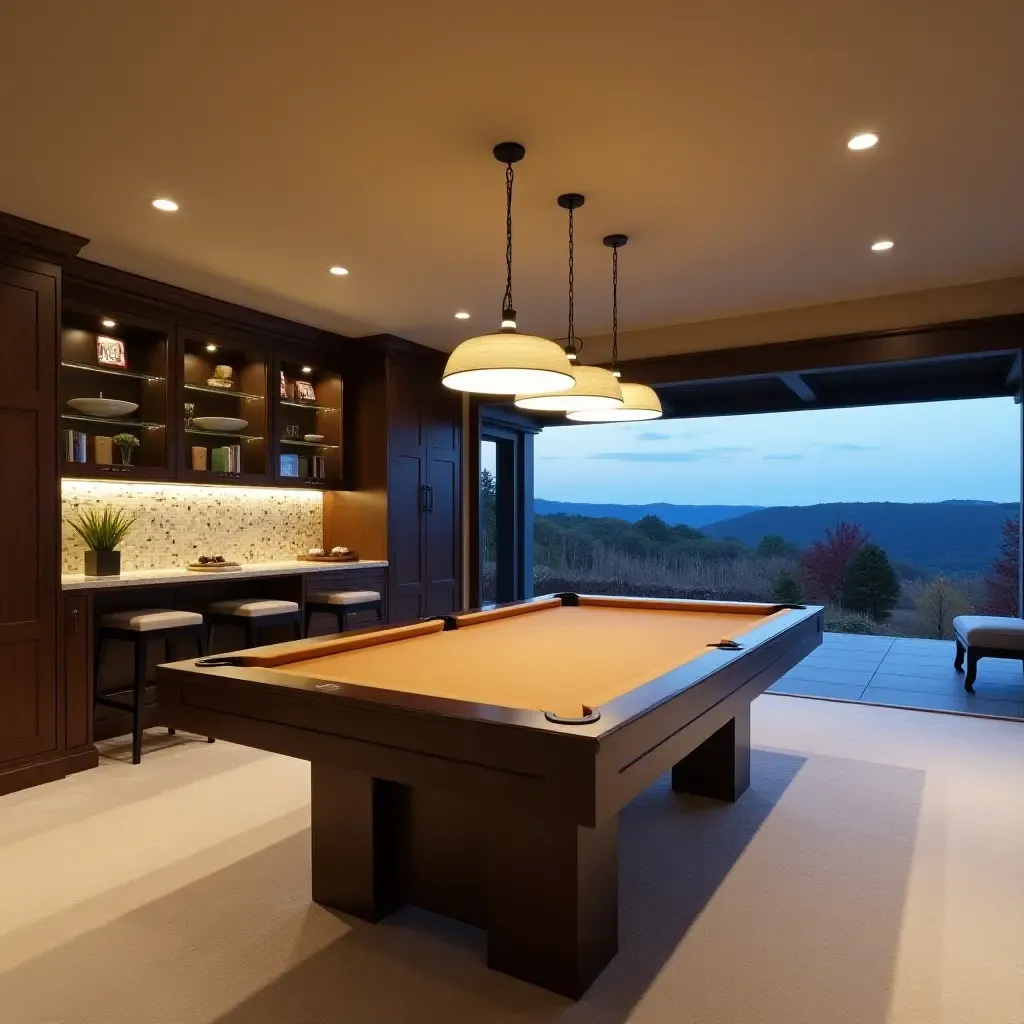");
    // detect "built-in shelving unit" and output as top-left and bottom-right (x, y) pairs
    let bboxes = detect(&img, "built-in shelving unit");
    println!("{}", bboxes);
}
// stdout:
(275, 356), (343, 487)
(59, 305), (171, 478)
(178, 330), (269, 483)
